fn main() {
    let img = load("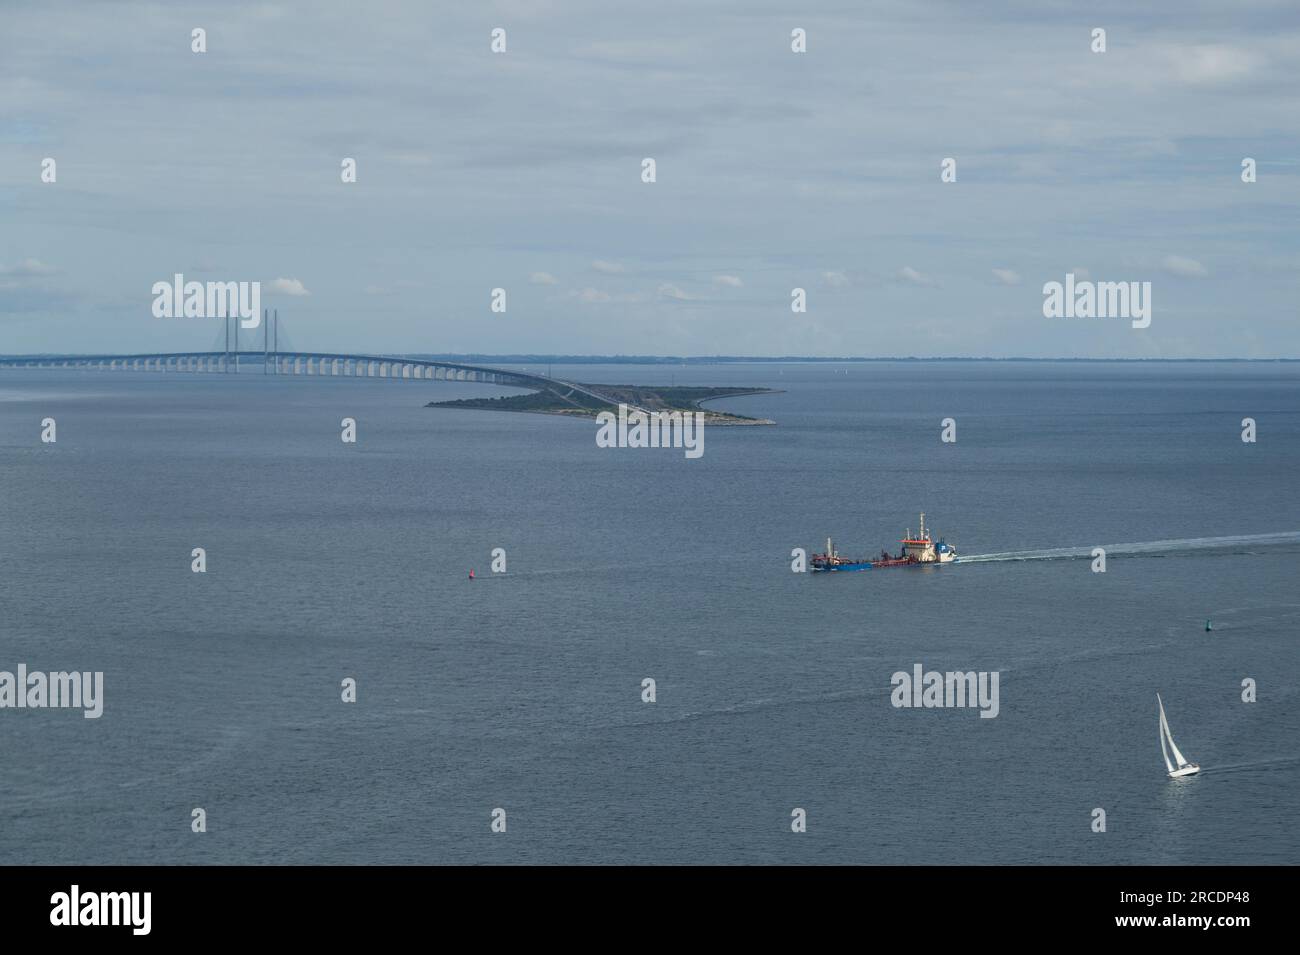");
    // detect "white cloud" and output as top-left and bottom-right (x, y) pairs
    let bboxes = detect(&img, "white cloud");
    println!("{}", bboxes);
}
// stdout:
(657, 283), (695, 301)
(592, 260), (625, 274)
(267, 277), (310, 296)
(1166, 44), (1261, 87)
(1162, 254), (1209, 278)
(573, 287), (610, 303)
(0, 258), (56, 276)
(713, 274), (743, 287)
(899, 266), (936, 287)
(821, 270), (849, 287)
(992, 268), (1021, 286)
(529, 271), (558, 285)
